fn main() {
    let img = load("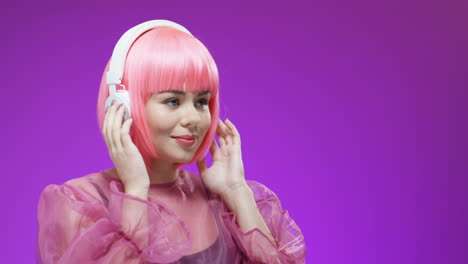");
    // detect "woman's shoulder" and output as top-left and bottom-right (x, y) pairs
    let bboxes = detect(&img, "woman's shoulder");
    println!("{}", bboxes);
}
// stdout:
(58, 170), (109, 188)
(38, 171), (100, 190)
(39, 170), (109, 200)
